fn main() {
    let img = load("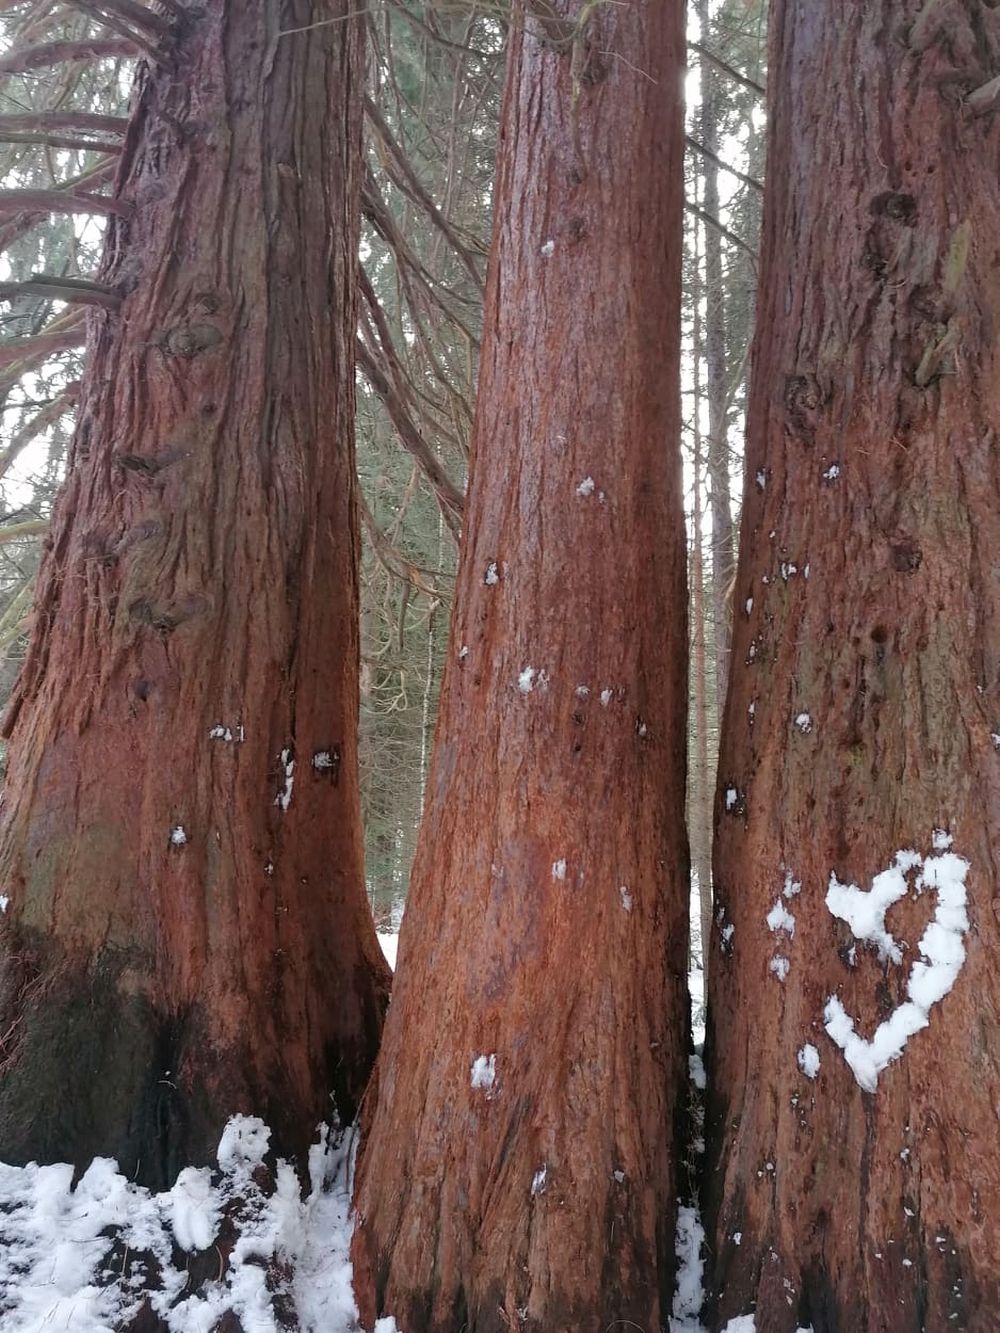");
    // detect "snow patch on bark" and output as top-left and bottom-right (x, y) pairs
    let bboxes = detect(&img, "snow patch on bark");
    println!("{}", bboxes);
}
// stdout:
(823, 838), (970, 1091)
(797, 1043), (821, 1079)
(274, 748), (295, 811)
(518, 667), (549, 694)
(825, 853), (917, 964)
(766, 899), (795, 936)
(470, 1054), (496, 1091)
(209, 722), (244, 743)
